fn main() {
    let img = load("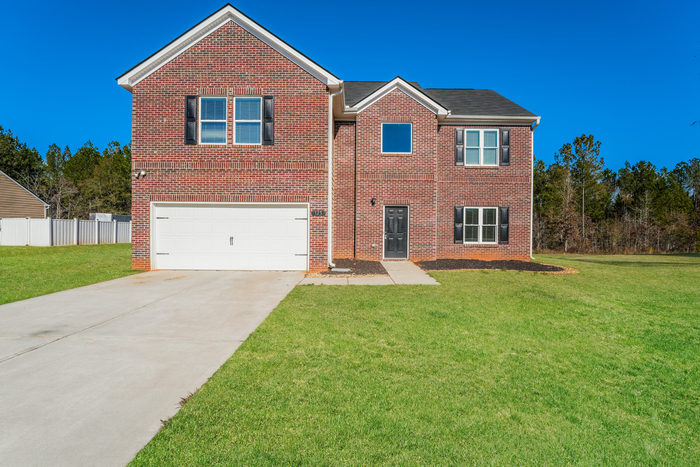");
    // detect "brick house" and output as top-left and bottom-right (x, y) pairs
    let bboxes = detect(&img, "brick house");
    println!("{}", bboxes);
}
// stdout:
(117, 4), (540, 272)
